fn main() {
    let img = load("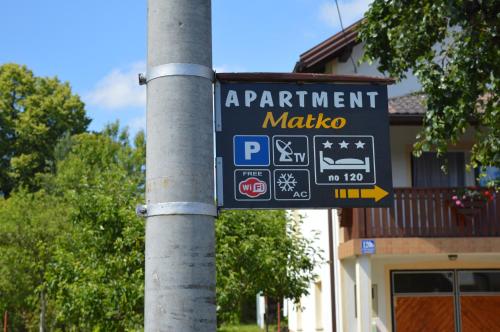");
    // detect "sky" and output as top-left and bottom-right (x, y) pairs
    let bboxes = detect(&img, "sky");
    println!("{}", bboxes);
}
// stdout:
(0, 0), (371, 136)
